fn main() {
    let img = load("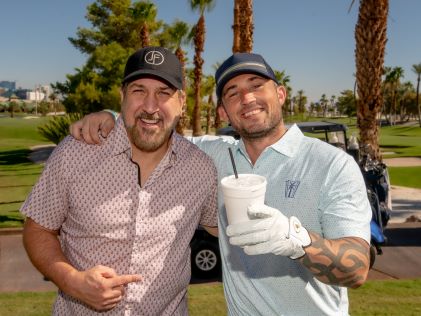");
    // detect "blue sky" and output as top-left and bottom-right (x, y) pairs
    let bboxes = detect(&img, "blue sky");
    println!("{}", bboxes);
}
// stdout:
(1, 0), (420, 102)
